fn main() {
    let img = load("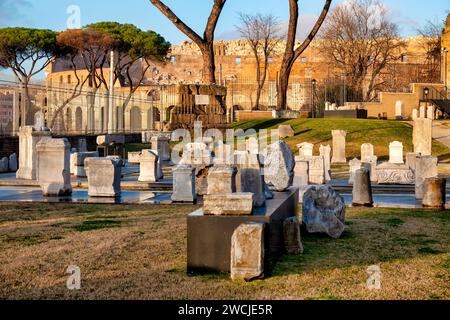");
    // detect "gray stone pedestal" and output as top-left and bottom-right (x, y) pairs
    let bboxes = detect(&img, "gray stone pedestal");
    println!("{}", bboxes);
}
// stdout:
(422, 178), (446, 208)
(352, 168), (373, 207)
(171, 165), (196, 203)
